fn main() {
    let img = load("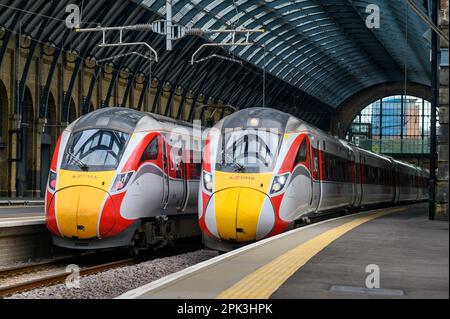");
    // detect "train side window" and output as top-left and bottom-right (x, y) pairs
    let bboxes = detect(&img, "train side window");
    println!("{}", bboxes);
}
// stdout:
(322, 153), (328, 180)
(186, 163), (199, 180)
(140, 137), (158, 163)
(295, 139), (307, 165)
(329, 156), (336, 181)
(311, 147), (319, 174)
